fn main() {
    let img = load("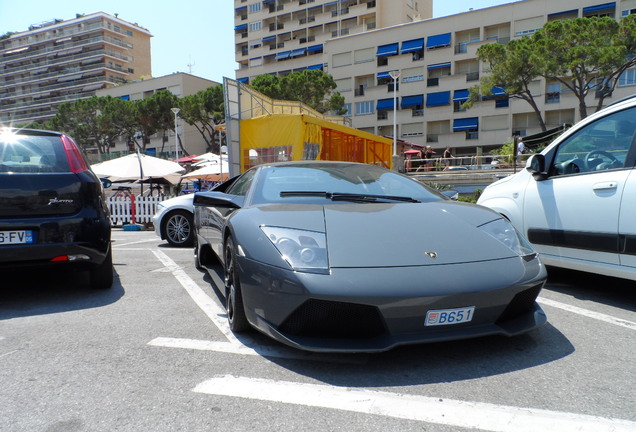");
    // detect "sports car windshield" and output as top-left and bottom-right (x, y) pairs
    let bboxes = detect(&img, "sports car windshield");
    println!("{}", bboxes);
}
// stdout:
(251, 163), (445, 205)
